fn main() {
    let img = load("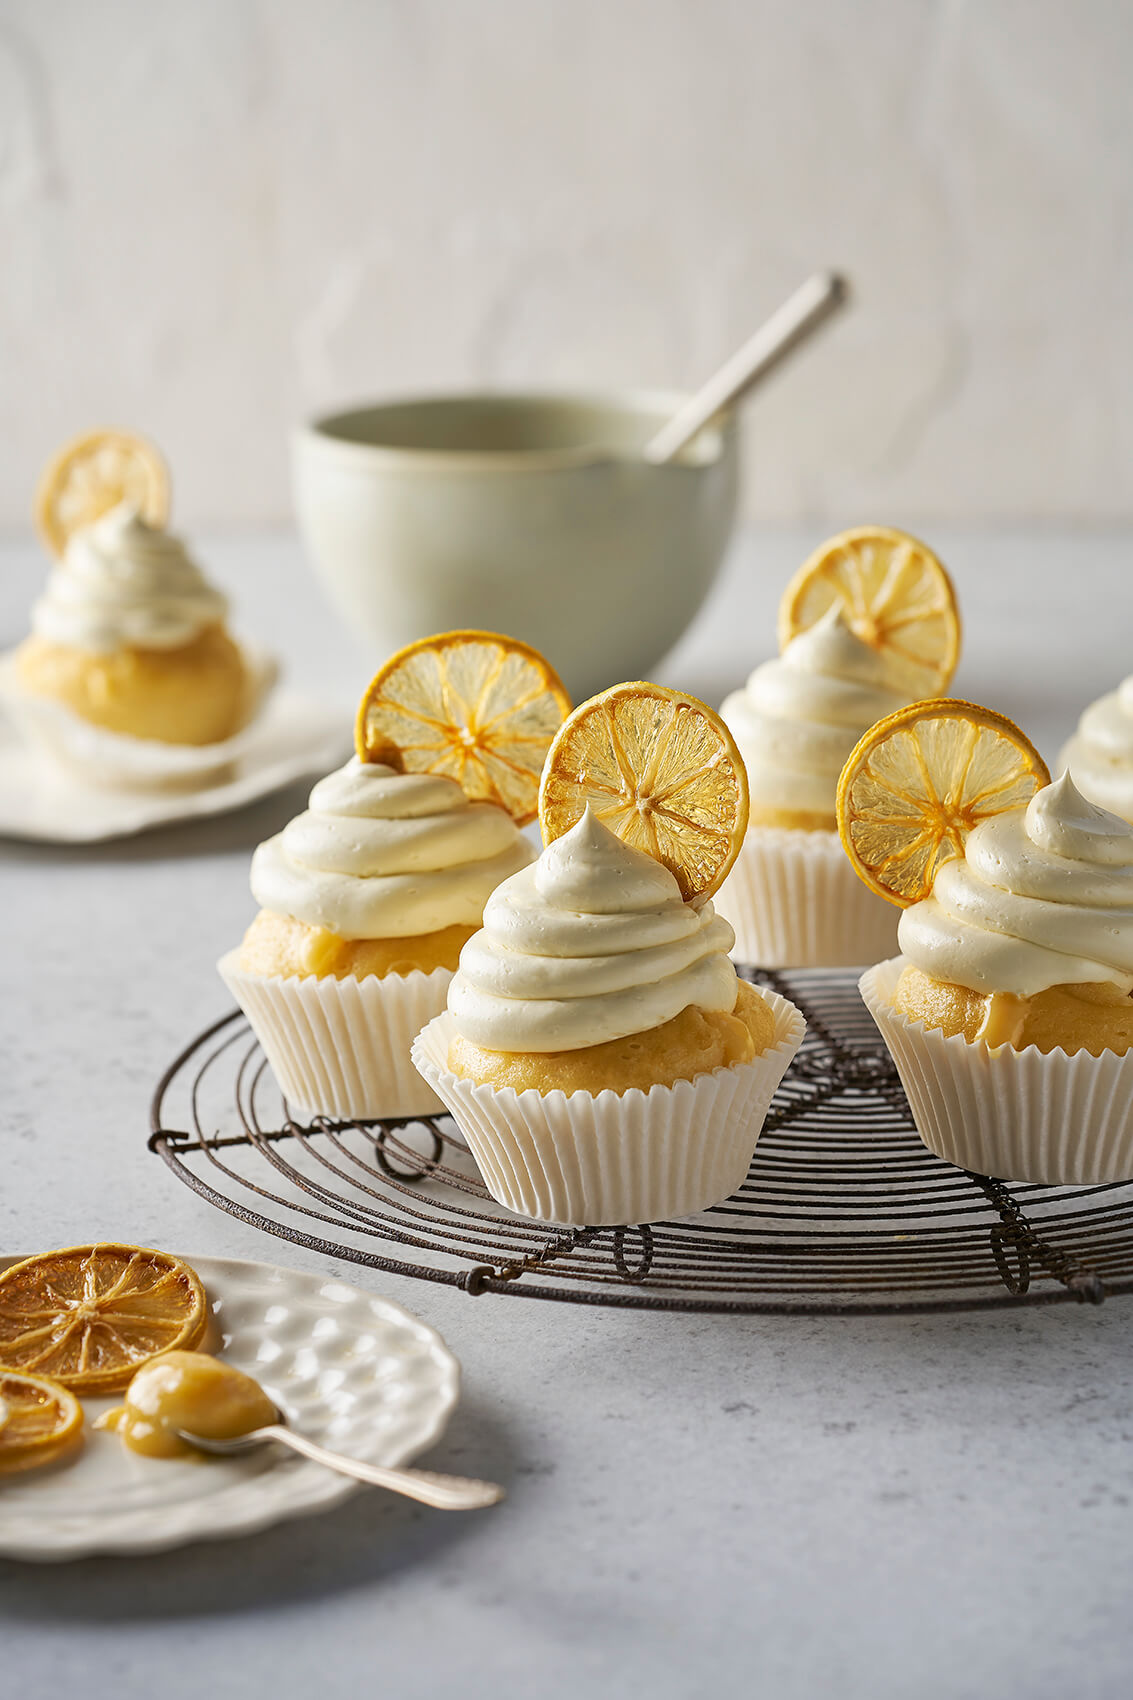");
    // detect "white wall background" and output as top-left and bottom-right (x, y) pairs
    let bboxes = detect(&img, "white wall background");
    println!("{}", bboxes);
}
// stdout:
(1, 0), (1131, 532)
